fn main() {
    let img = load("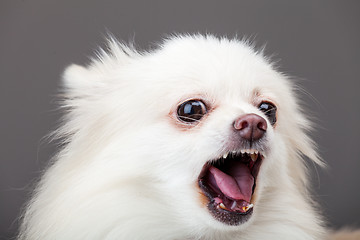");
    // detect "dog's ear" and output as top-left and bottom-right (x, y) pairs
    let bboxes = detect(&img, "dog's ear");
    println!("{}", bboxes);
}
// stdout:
(52, 38), (139, 141)
(62, 37), (138, 92)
